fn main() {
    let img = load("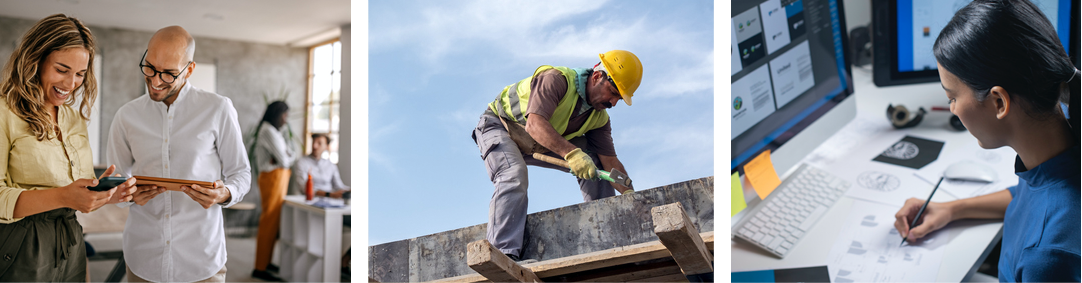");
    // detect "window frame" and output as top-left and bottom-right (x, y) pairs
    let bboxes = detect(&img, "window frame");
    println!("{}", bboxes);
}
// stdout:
(304, 38), (343, 163)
